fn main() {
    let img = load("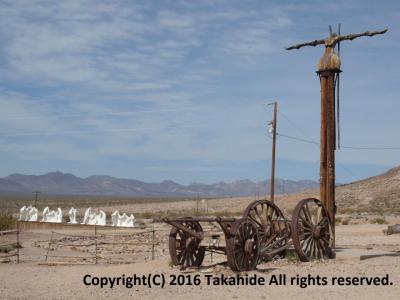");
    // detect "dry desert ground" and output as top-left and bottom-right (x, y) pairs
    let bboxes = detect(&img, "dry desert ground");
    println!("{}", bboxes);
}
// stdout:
(1, 196), (400, 300)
